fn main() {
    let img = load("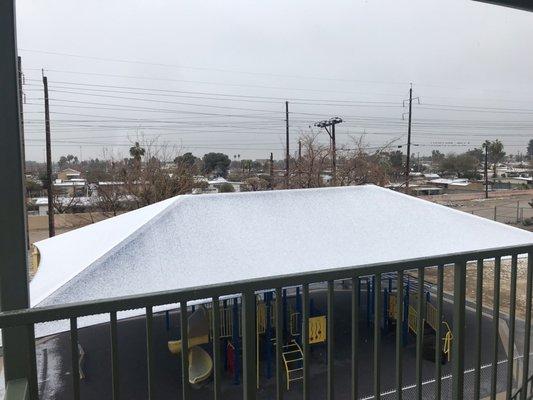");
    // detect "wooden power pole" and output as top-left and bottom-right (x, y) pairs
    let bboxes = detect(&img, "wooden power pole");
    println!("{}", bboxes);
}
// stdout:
(43, 72), (55, 237)
(315, 117), (343, 186)
(403, 85), (419, 193)
(405, 87), (413, 192)
(285, 101), (290, 188)
(484, 141), (490, 199)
